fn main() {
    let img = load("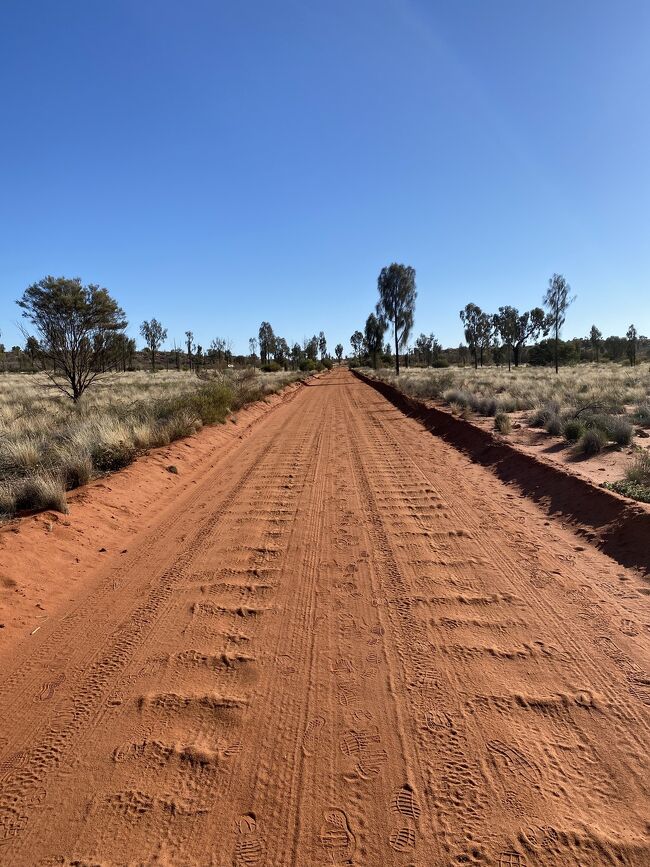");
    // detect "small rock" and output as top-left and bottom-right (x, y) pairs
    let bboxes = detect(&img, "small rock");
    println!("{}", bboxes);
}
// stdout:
(636, 428), (649, 438)
(99, 547), (107, 553)
(167, 465), (179, 475)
